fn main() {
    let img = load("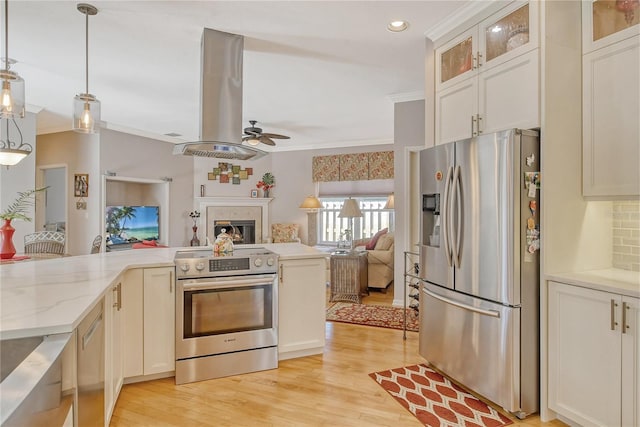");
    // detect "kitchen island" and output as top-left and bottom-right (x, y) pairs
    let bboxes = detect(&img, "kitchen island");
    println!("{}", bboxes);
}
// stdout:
(0, 243), (328, 340)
